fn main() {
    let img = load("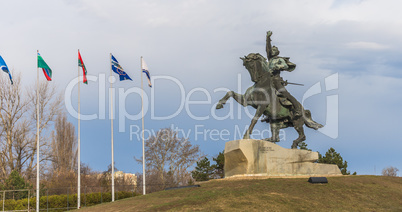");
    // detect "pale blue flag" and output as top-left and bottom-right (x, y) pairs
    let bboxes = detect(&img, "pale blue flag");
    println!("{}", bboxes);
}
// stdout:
(0, 55), (13, 84)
